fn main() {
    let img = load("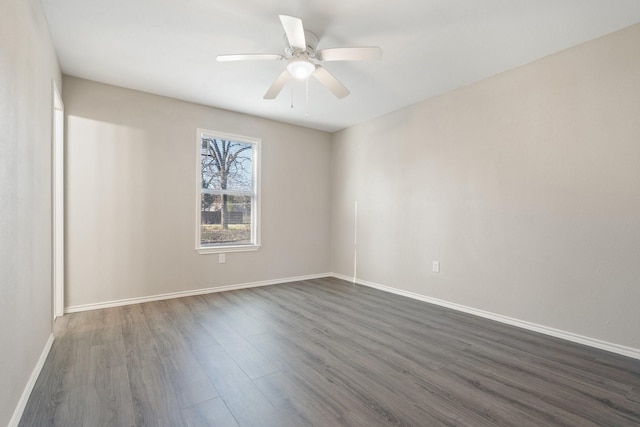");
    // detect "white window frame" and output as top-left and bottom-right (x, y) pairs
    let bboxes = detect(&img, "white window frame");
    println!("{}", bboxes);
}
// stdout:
(196, 129), (261, 254)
